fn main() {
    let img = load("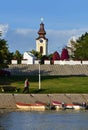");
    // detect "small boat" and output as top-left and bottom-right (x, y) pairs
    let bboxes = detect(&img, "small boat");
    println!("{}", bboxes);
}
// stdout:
(51, 101), (64, 110)
(65, 103), (85, 110)
(51, 101), (86, 110)
(16, 102), (48, 111)
(72, 102), (86, 110)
